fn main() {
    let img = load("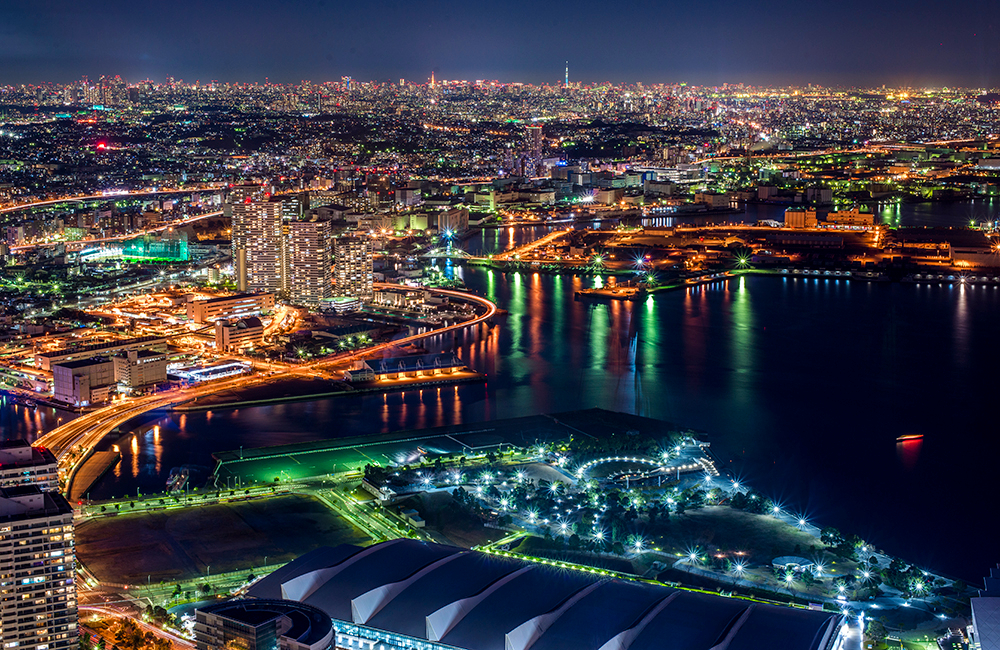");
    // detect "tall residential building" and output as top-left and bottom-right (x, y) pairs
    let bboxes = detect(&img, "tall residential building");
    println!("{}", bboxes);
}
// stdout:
(280, 192), (308, 221)
(0, 441), (58, 491)
(287, 218), (332, 306)
(526, 124), (544, 158)
(0, 486), (77, 650)
(230, 190), (284, 294)
(334, 237), (373, 298)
